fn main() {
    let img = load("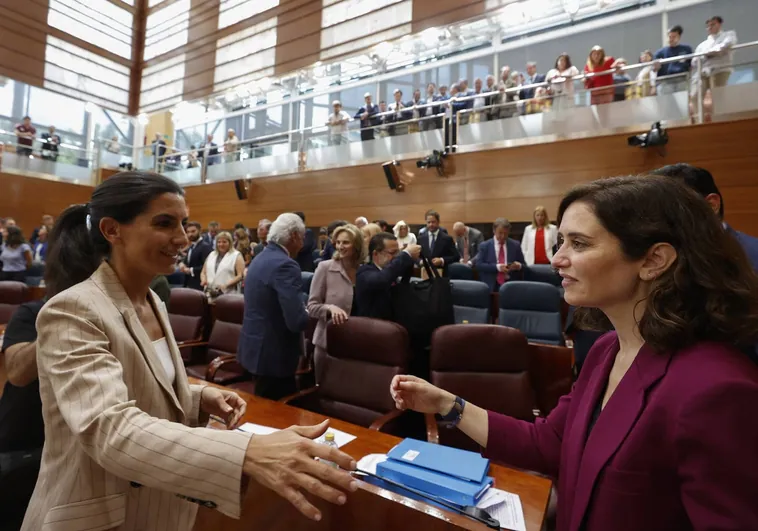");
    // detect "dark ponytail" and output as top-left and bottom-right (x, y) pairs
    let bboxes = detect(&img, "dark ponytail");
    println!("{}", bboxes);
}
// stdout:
(45, 171), (184, 297)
